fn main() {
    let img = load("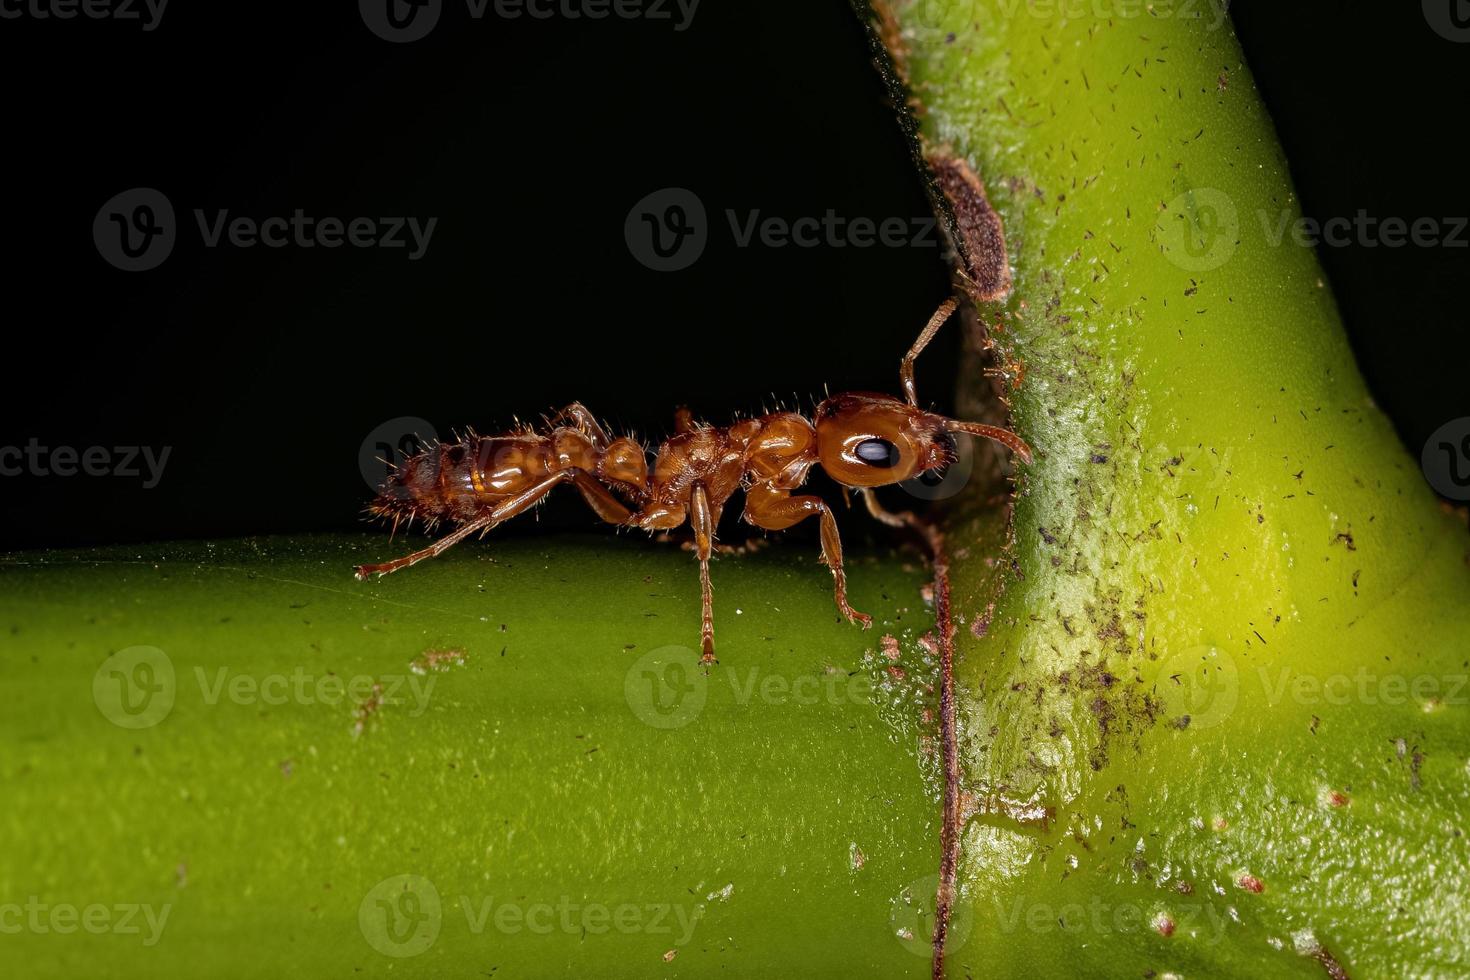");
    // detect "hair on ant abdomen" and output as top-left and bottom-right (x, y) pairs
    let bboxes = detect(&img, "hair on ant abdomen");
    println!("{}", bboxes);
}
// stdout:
(355, 296), (1031, 665)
